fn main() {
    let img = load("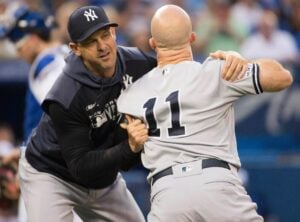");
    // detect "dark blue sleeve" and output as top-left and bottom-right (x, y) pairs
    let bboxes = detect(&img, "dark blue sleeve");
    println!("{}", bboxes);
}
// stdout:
(23, 89), (43, 142)
(47, 102), (140, 187)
